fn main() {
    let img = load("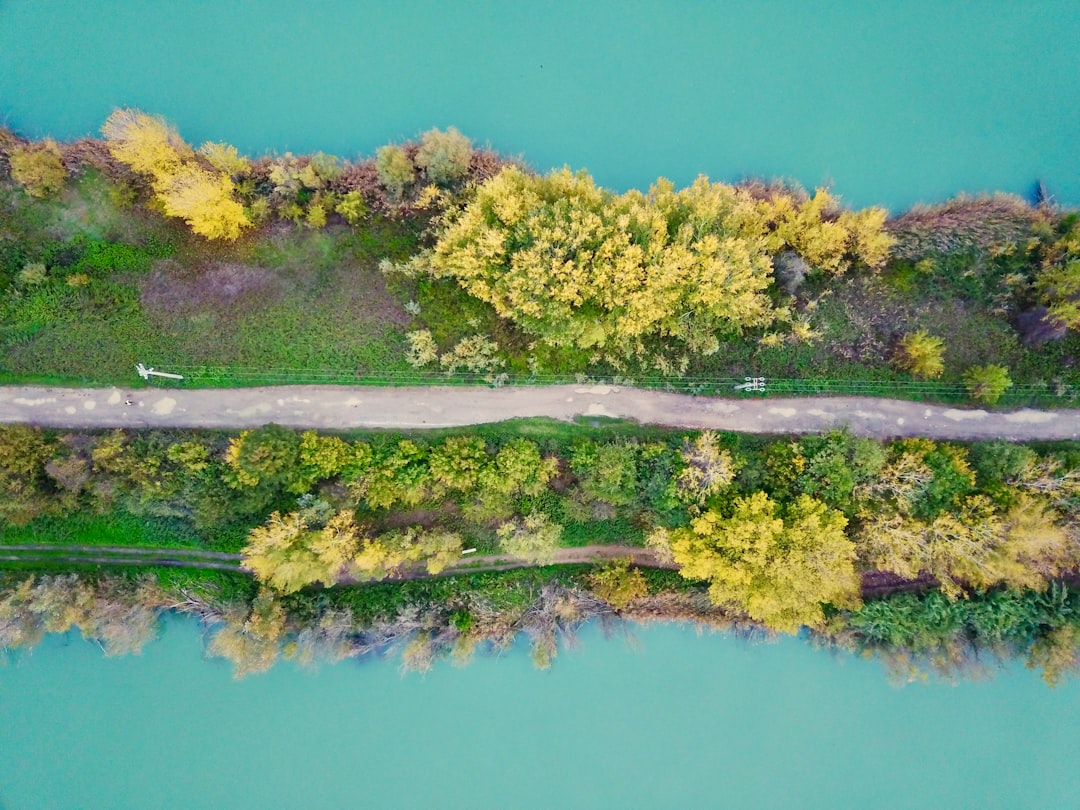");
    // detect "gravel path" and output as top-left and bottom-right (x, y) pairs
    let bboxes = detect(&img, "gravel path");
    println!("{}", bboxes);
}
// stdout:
(1, 384), (1079, 440)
